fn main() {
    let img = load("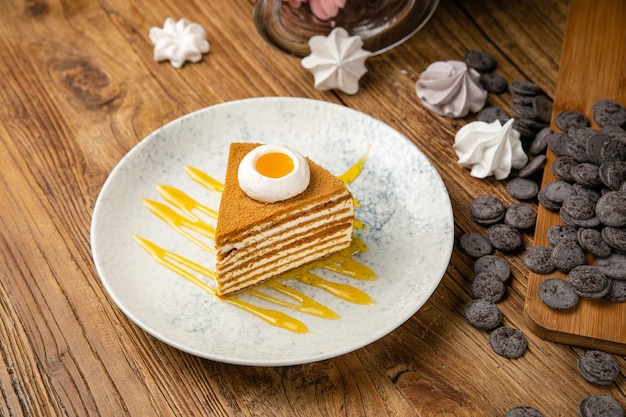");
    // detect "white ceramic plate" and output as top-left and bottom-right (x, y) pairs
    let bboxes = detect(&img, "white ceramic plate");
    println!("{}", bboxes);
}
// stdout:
(91, 97), (453, 366)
